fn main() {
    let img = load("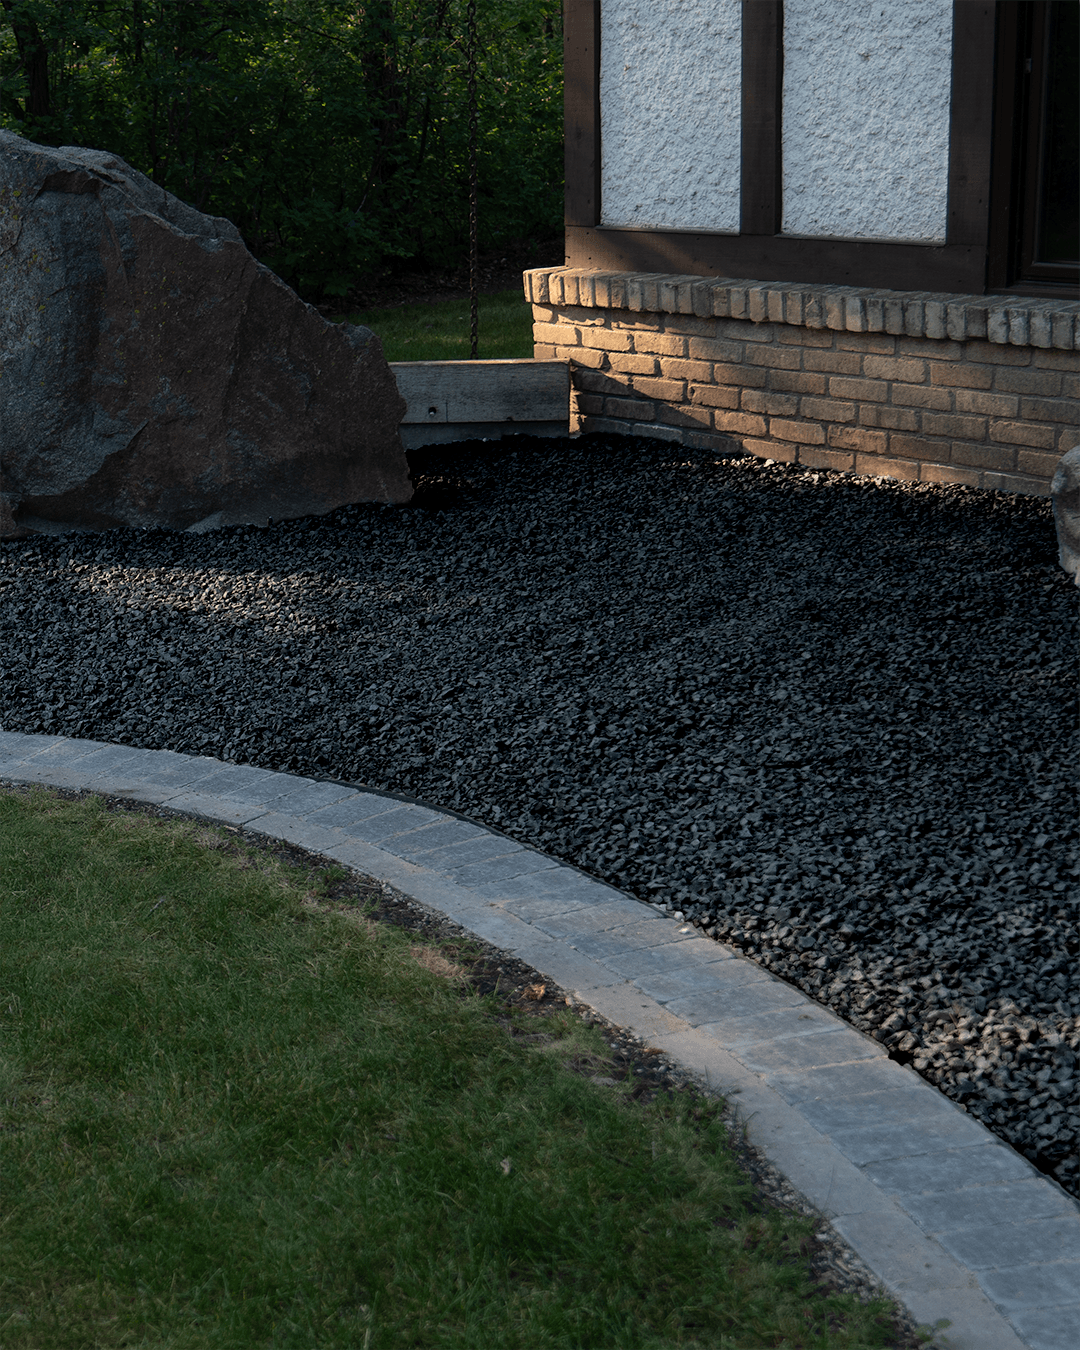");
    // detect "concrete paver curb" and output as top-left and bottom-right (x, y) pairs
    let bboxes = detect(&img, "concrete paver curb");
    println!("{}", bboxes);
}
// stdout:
(2, 733), (1077, 1350)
